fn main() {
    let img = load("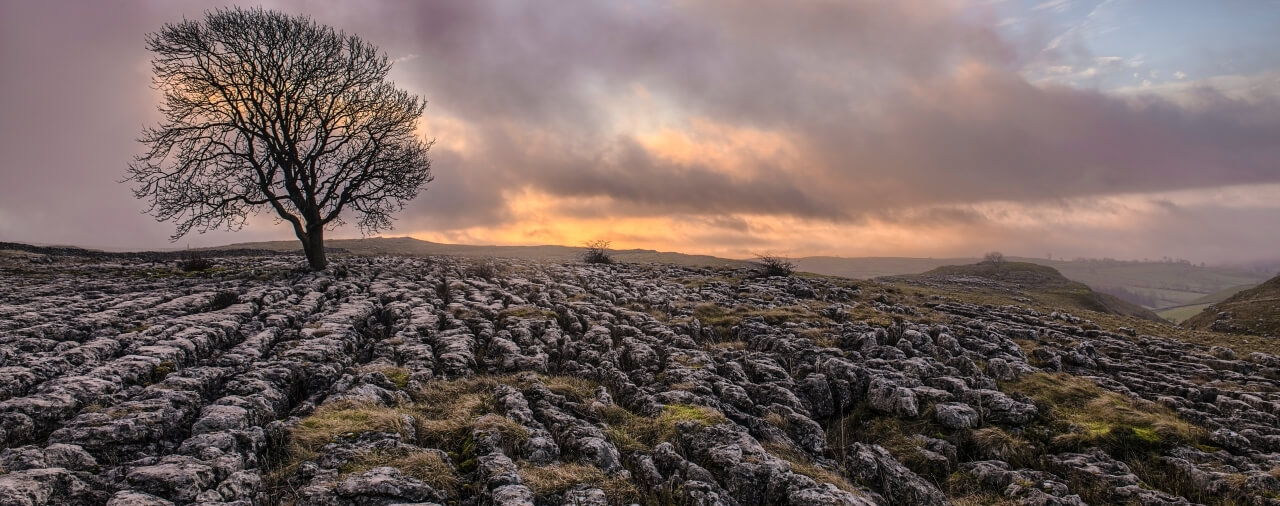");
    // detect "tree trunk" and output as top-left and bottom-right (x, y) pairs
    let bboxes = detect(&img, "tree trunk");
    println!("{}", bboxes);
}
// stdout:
(301, 225), (328, 271)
